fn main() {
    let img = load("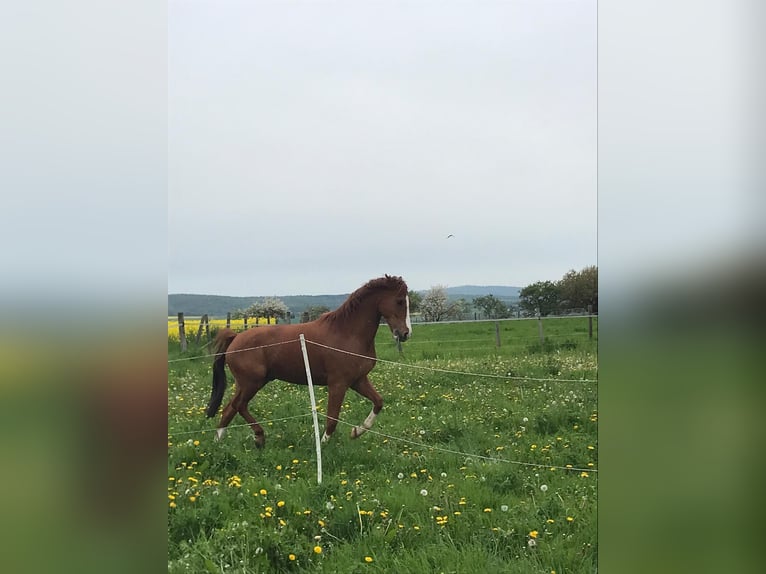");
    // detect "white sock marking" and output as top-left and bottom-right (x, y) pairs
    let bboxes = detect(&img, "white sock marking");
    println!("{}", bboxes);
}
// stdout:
(321, 431), (330, 444)
(215, 428), (226, 441)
